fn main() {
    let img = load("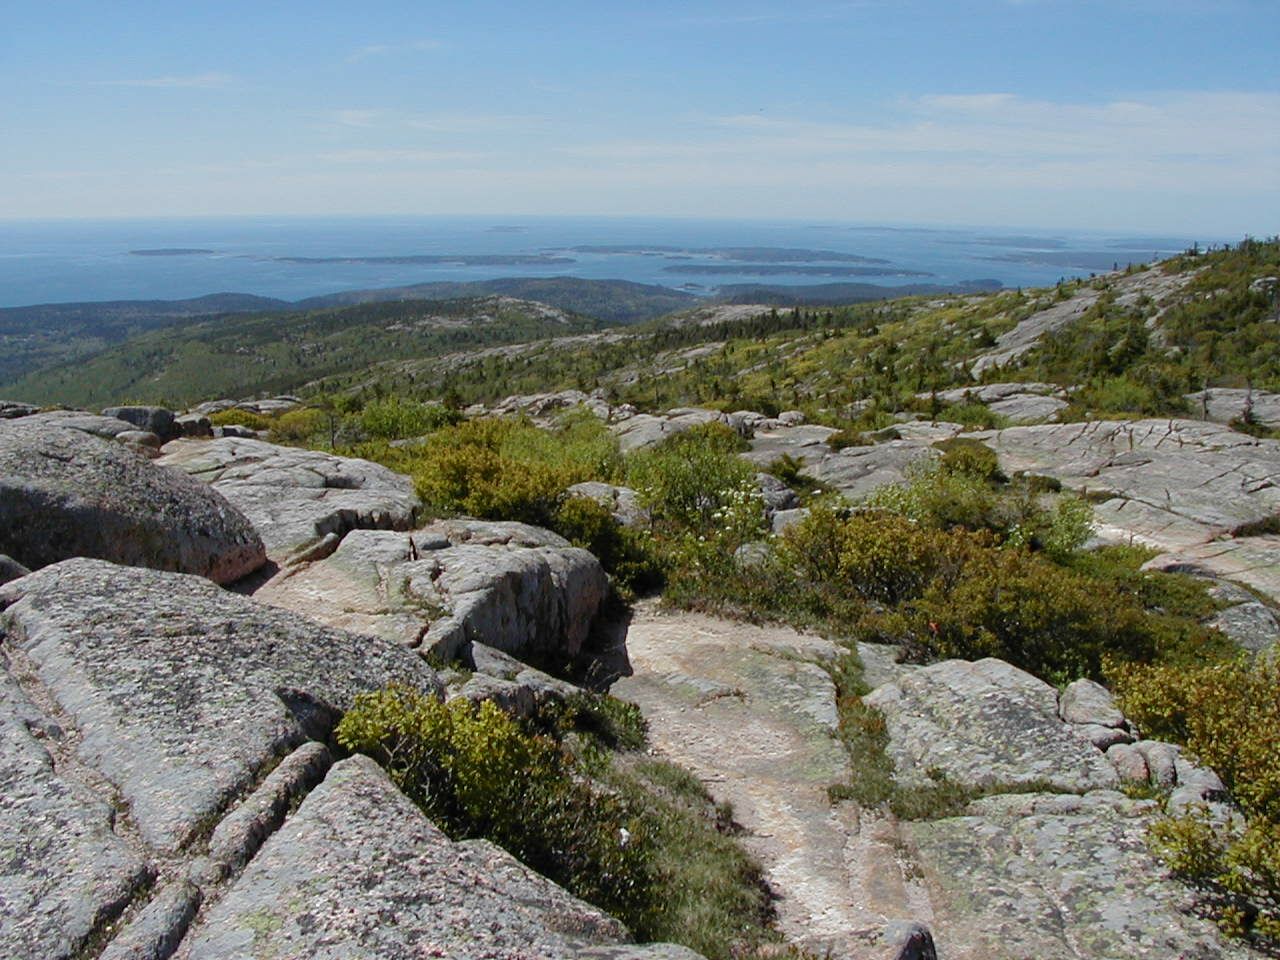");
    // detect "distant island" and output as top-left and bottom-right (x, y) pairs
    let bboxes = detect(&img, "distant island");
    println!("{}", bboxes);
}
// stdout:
(129, 248), (215, 256)
(274, 254), (573, 266)
(570, 245), (892, 264)
(664, 264), (933, 278)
